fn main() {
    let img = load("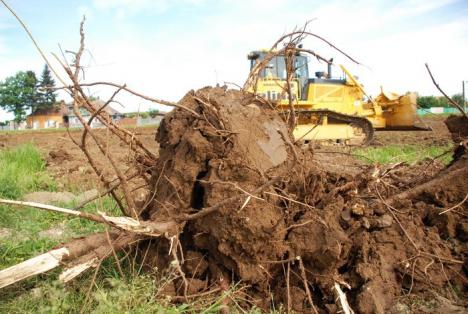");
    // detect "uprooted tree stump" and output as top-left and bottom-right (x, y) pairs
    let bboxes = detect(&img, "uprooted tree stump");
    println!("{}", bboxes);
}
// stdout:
(0, 16), (466, 313)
